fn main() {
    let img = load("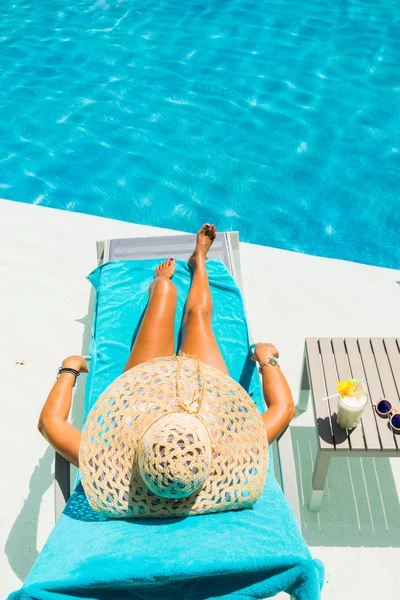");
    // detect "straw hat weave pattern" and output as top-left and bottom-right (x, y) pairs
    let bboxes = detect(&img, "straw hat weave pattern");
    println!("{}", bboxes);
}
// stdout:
(80, 355), (269, 518)
(138, 412), (212, 498)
